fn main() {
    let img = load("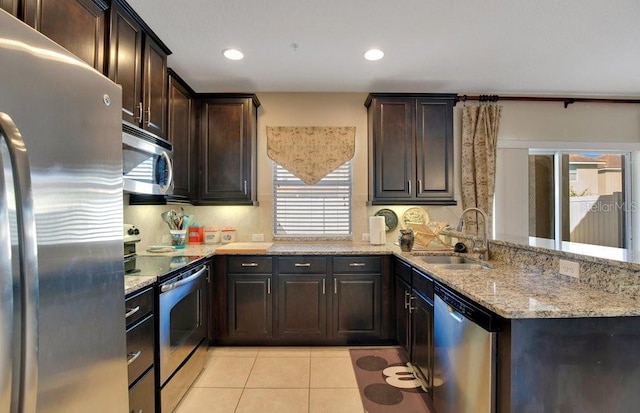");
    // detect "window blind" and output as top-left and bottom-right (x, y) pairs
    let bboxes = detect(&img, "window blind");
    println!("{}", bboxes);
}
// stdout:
(273, 161), (352, 236)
